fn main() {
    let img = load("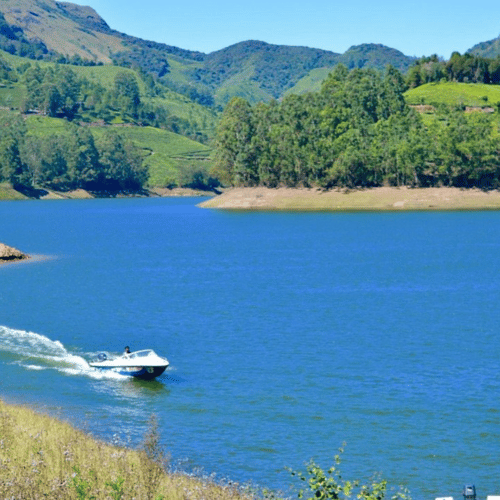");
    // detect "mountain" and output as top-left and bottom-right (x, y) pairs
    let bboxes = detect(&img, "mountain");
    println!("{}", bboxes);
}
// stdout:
(0, 0), (417, 106)
(338, 43), (415, 71)
(0, 0), (123, 62)
(467, 35), (500, 58)
(282, 44), (415, 97)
